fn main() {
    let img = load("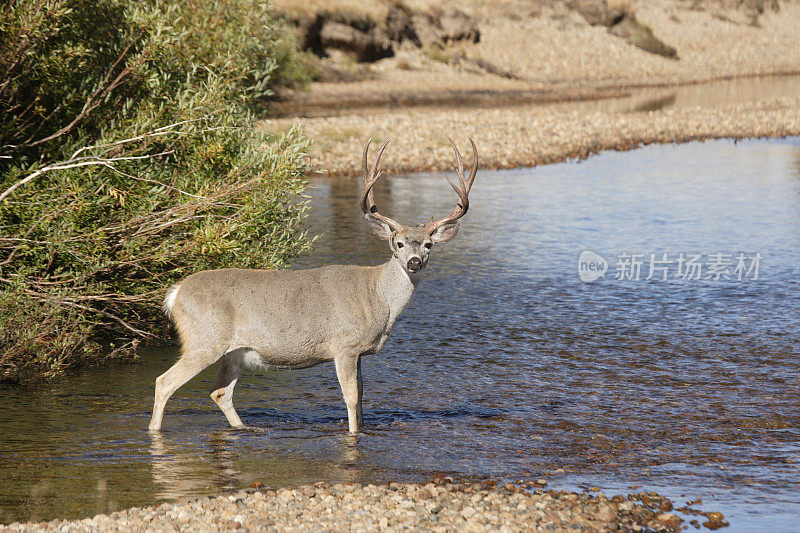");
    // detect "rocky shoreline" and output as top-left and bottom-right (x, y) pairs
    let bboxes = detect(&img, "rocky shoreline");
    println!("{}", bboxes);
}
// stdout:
(1, 479), (731, 532)
(262, 94), (800, 177)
